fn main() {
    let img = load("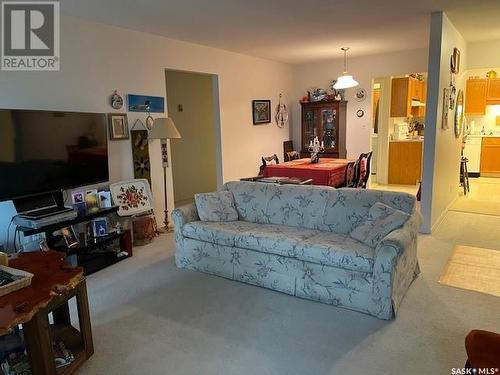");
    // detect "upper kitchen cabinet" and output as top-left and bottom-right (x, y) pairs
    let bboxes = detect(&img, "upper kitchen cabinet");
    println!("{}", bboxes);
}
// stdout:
(465, 79), (487, 115)
(486, 78), (500, 103)
(465, 78), (500, 115)
(390, 77), (426, 118)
